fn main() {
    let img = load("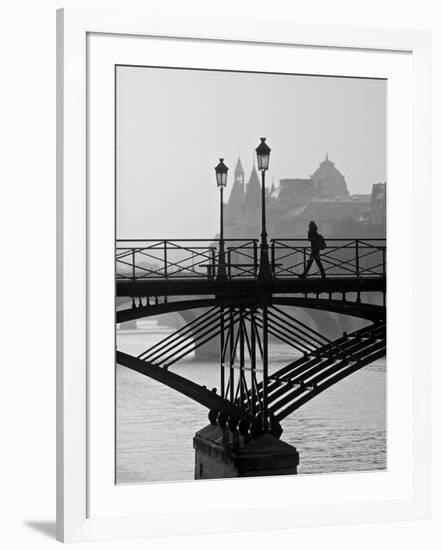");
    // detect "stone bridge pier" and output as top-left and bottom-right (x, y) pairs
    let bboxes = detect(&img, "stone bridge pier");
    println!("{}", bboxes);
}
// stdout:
(194, 423), (299, 479)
